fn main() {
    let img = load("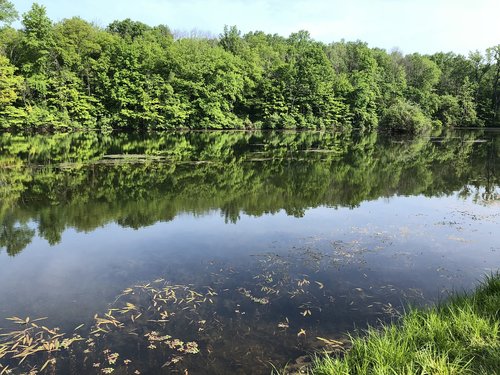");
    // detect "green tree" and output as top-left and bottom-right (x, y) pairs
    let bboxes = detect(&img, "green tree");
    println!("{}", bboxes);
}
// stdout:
(0, 3), (498, 130)
(0, 55), (25, 128)
(107, 18), (151, 40)
(0, 0), (17, 25)
(457, 76), (478, 126)
(486, 45), (500, 125)
(167, 38), (248, 129)
(326, 41), (381, 127)
(402, 53), (441, 117)
(381, 98), (431, 133)
(18, 2), (55, 111)
(0, 55), (20, 107)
